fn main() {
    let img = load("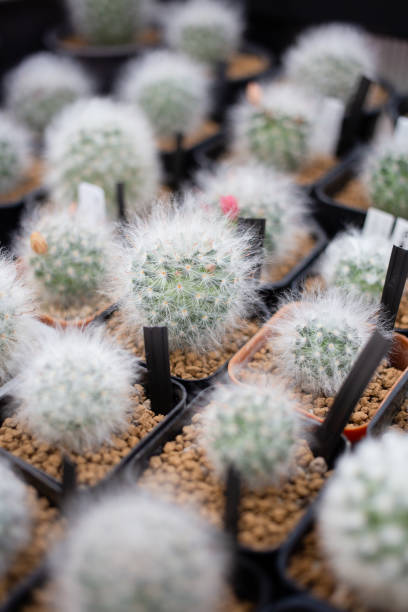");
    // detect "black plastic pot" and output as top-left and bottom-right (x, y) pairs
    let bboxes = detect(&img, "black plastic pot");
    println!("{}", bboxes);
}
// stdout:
(0, 183), (47, 250)
(388, 92), (408, 125)
(263, 594), (340, 611)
